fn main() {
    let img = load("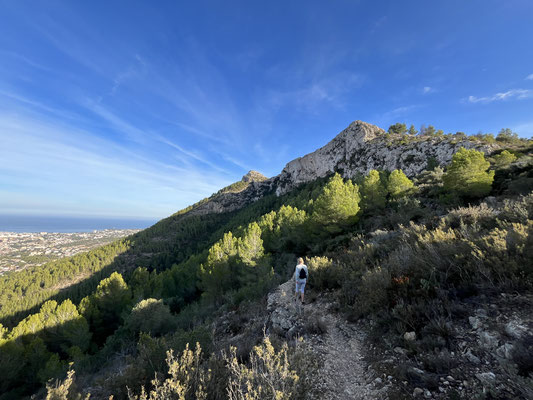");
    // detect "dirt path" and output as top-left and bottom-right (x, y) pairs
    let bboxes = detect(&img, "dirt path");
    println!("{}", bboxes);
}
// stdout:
(267, 281), (388, 400)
